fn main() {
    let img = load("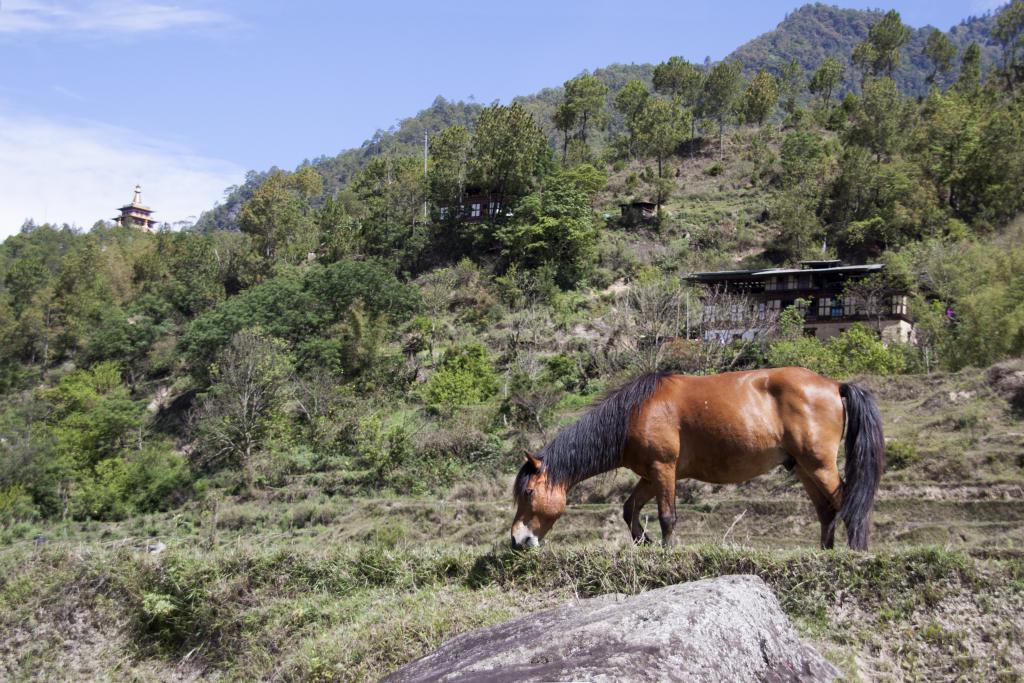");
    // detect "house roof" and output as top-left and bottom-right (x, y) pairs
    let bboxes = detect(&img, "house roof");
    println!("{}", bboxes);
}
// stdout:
(687, 263), (883, 281)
